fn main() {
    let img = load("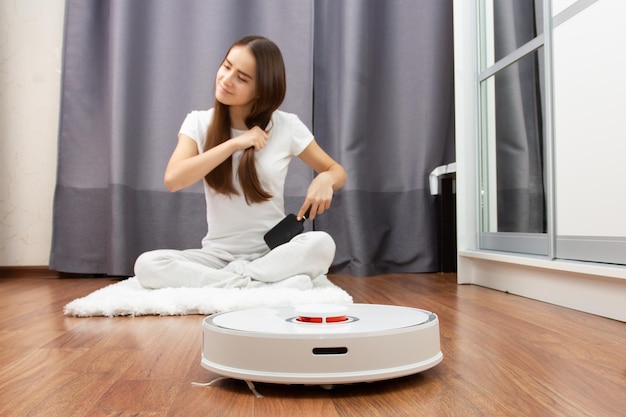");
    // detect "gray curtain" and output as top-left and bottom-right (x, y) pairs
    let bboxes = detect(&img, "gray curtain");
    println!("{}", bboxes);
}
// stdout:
(50, 0), (455, 277)
(313, 0), (455, 275)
